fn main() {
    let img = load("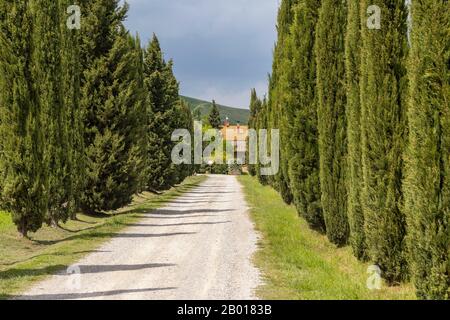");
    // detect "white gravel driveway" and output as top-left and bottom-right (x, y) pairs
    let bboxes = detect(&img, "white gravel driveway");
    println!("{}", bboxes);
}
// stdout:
(17, 175), (261, 300)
